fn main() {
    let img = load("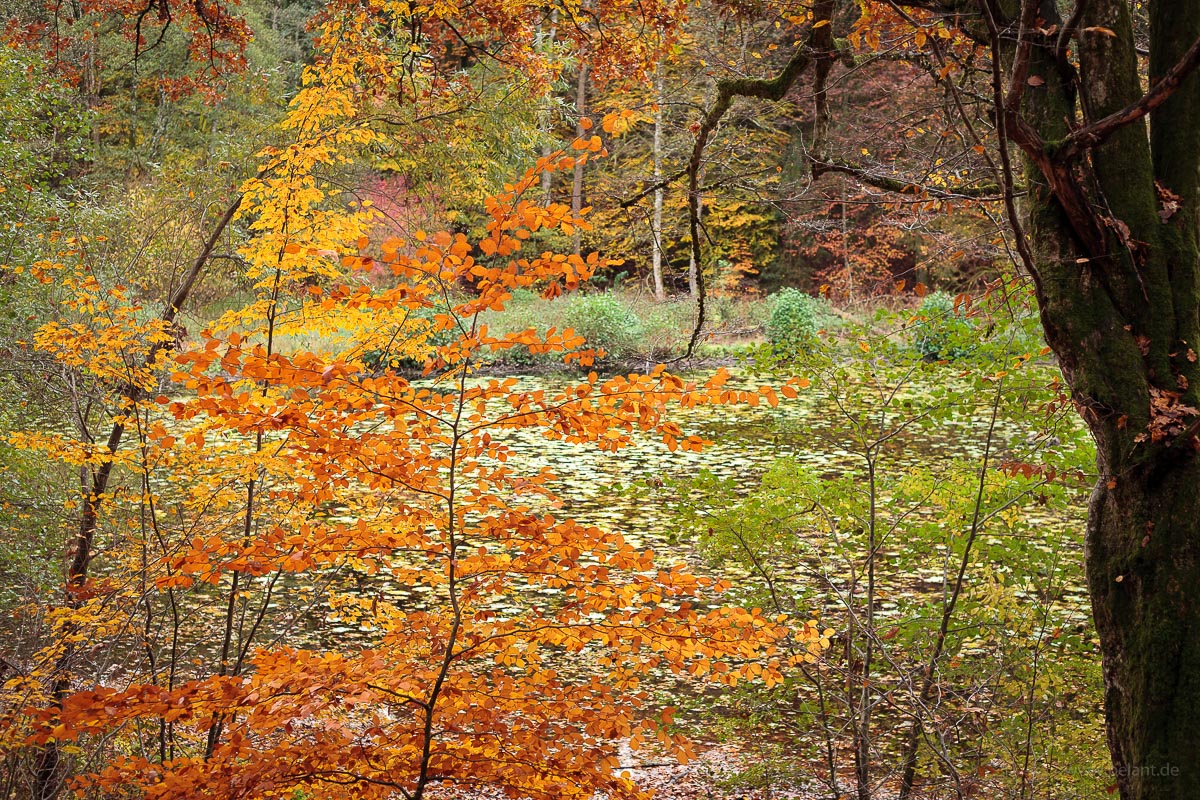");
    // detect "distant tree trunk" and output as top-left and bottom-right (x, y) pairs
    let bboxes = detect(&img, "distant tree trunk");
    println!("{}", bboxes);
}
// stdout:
(571, 57), (589, 256)
(687, 163), (703, 298)
(538, 9), (558, 206)
(651, 61), (666, 301)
